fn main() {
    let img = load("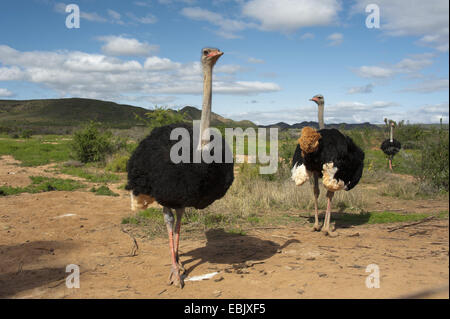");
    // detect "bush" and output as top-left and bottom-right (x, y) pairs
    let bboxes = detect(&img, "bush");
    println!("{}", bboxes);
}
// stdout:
(71, 122), (114, 163)
(106, 154), (129, 172)
(138, 105), (187, 133)
(20, 129), (33, 139)
(418, 125), (449, 191)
